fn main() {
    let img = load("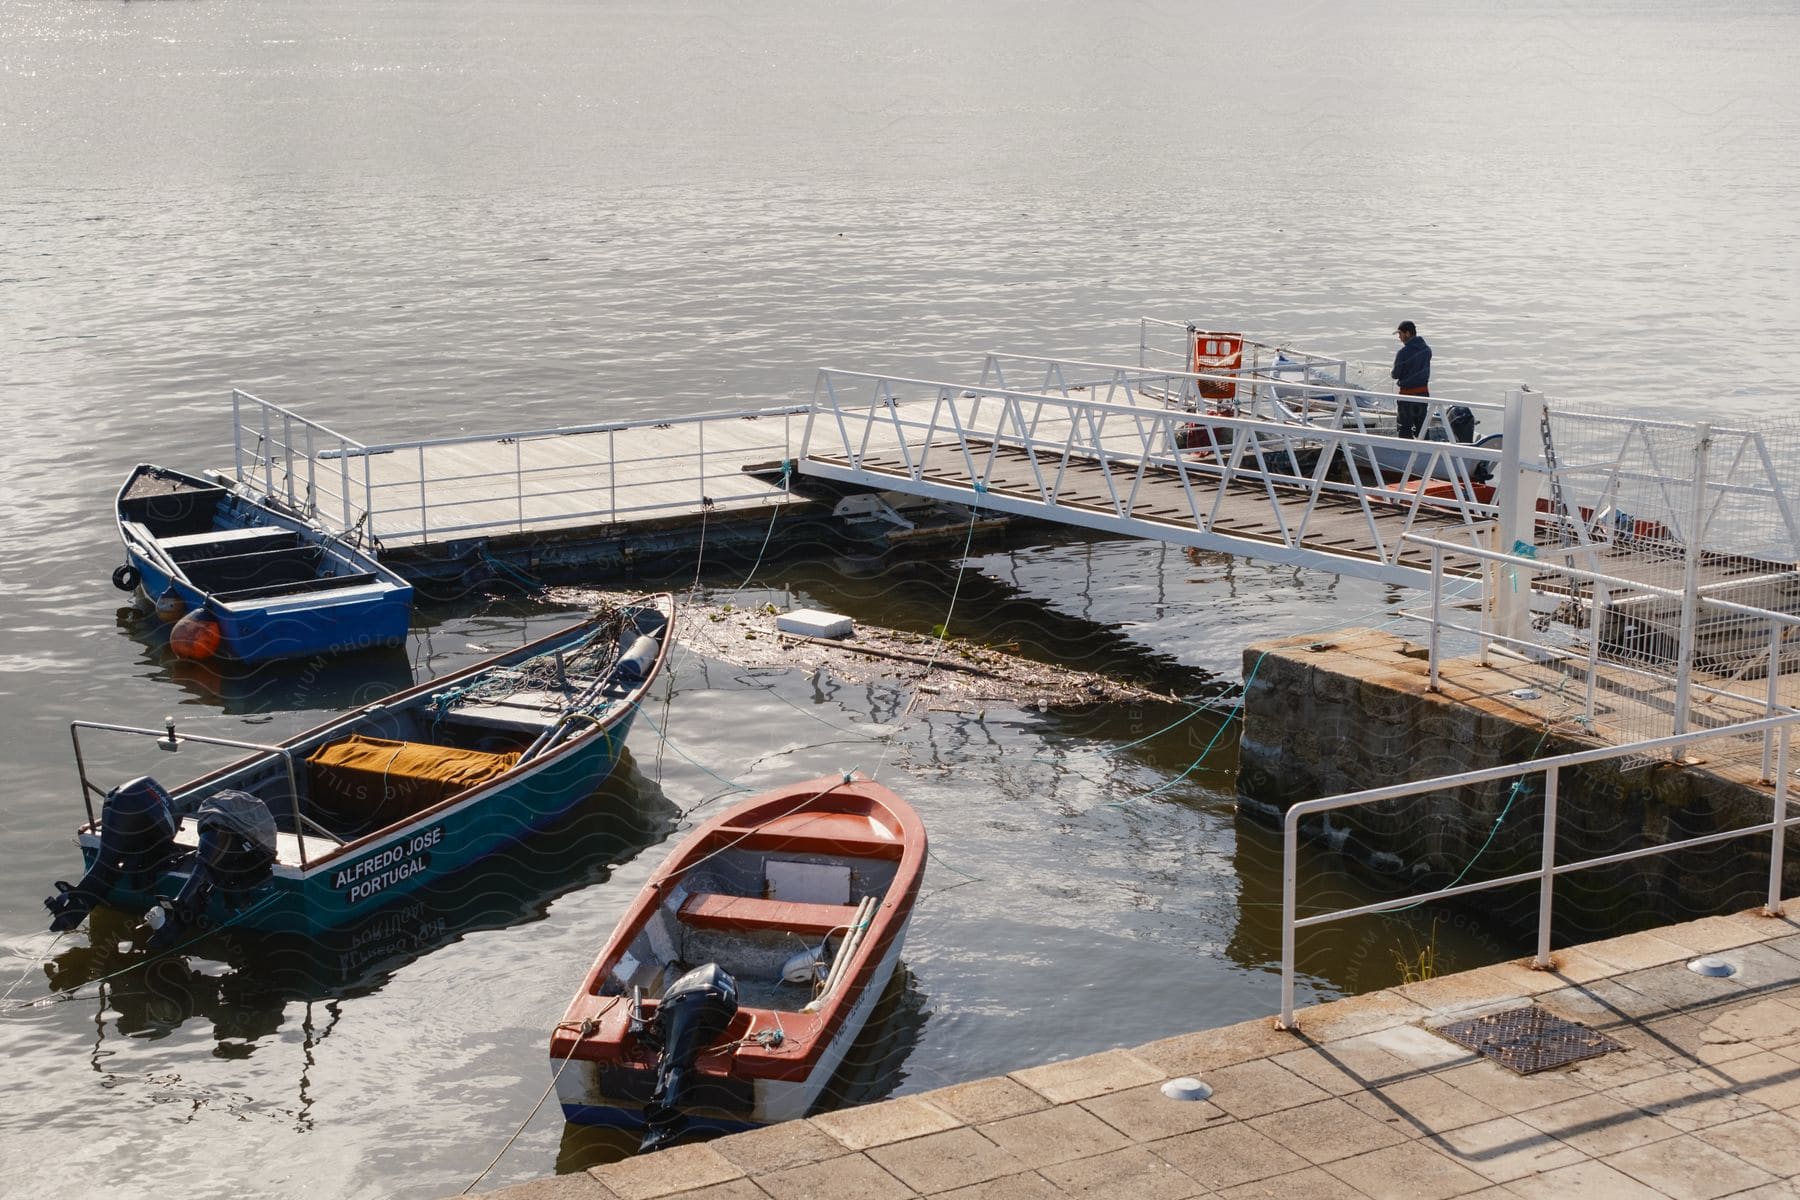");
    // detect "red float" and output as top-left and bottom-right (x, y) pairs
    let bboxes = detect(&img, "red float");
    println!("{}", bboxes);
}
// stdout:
(154, 589), (187, 623)
(170, 611), (223, 660)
